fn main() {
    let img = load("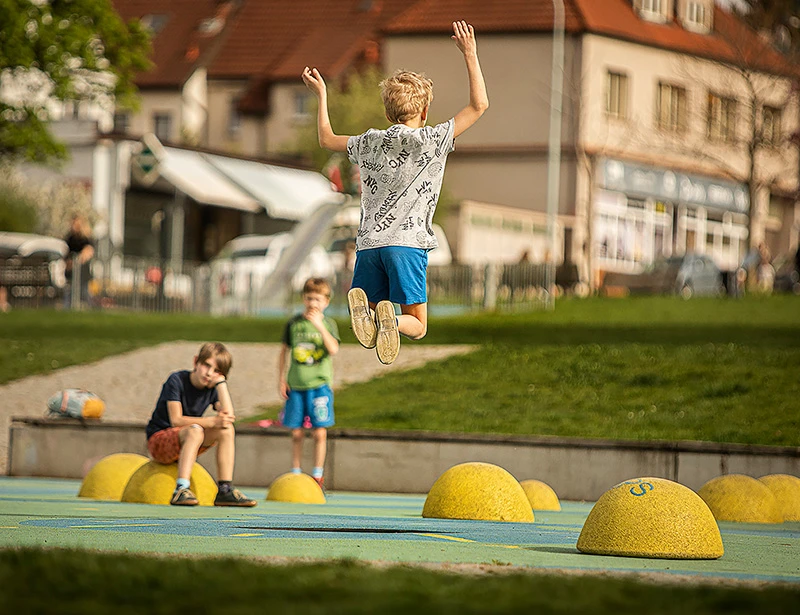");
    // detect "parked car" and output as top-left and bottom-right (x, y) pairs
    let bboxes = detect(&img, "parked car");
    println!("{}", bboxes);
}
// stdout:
(0, 232), (68, 307)
(772, 255), (800, 295)
(602, 253), (724, 299)
(213, 233), (335, 299)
